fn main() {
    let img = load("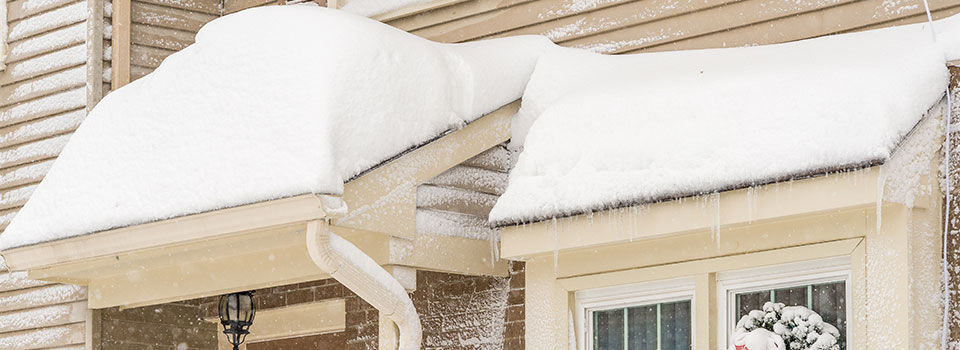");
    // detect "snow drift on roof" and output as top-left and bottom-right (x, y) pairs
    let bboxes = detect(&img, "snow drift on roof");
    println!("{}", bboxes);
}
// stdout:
(489, 16), (960, 226)
(0, 5), (552, 250)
